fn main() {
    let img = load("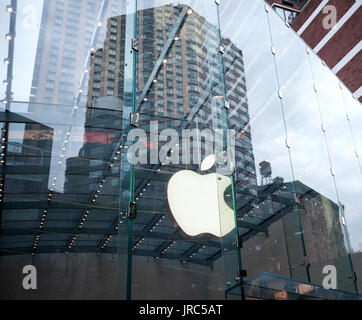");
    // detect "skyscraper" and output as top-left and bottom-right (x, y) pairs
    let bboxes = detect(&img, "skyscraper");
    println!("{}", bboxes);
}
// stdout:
(29, 0), (125, 107)
(63, 3), (258, 257)
(84, 3), (257, 188)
